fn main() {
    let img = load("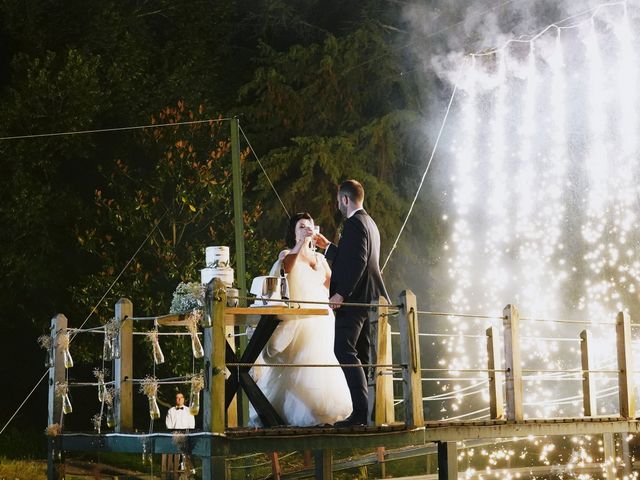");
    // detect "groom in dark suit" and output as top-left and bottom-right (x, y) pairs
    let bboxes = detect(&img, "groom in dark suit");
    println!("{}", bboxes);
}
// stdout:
(315, 179), (389, 426)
